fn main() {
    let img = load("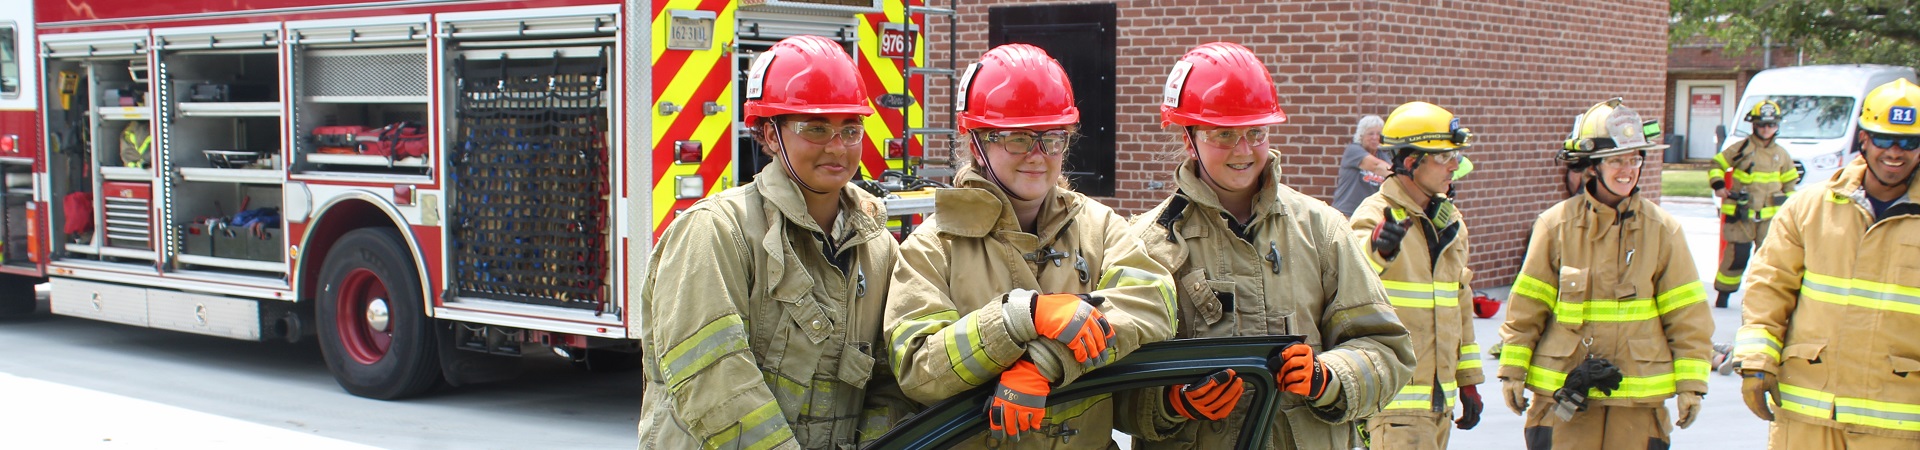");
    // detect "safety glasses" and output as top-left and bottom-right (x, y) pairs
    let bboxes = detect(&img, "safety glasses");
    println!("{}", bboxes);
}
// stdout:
(975, 129), (1076, 156)
(786, 120), (865, 146)
(1600, 154), (1645, 169)
(1191, 127), (1269, 149)
(1427, 151), (1464, 165)
(1866, 131), (1920, 152)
